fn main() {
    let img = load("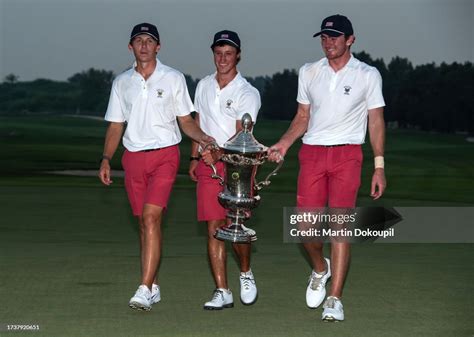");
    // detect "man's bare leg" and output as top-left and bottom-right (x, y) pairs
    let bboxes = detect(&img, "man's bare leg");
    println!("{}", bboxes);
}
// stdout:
(139, 203), (163, 289)
(232, 243), (251, 272)
(329, 242), (350, 298)
(303, 242), (327, 273)
(207, 219), (228, 289)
